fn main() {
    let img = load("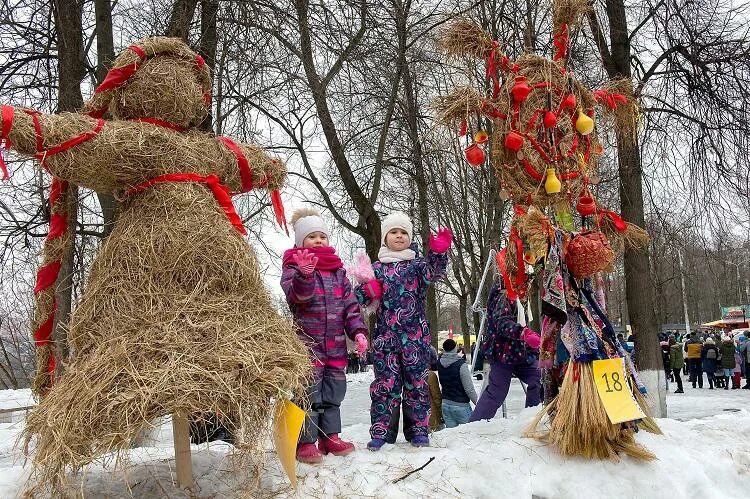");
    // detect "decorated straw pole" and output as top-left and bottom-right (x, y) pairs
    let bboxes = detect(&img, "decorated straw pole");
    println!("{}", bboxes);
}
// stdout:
(30, 178), (74, 394)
